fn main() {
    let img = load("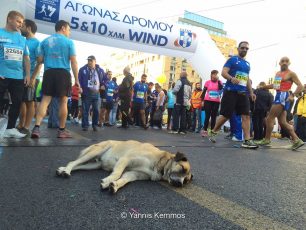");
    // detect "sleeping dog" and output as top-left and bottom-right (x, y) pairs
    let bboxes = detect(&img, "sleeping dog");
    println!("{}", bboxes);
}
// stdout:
(56, 140), (193, 193)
